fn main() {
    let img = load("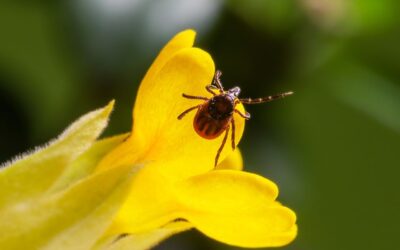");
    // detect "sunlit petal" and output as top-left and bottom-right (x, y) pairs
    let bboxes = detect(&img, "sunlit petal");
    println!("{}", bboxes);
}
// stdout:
(134, 29), (196, 117)
(96, 30), (292, 249)
(174, 170), (297, 247)
(216, 148), (243, 170)
(107, 167), (179, 235)
(98, 48), (246, 177)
